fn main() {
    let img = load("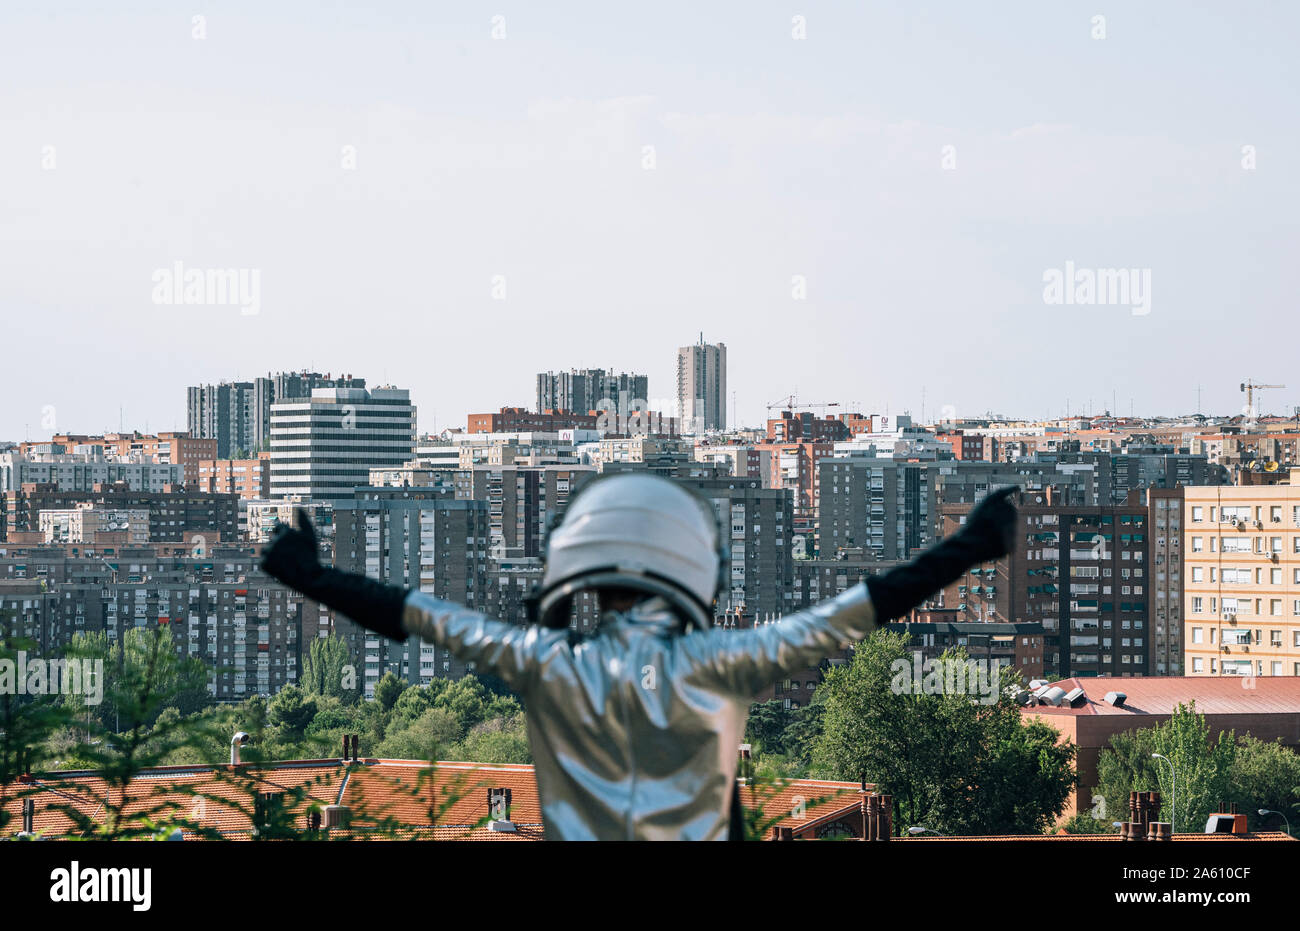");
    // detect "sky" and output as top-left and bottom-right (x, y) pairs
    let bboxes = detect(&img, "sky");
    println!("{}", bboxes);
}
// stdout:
(2, 1), (1298, 441)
